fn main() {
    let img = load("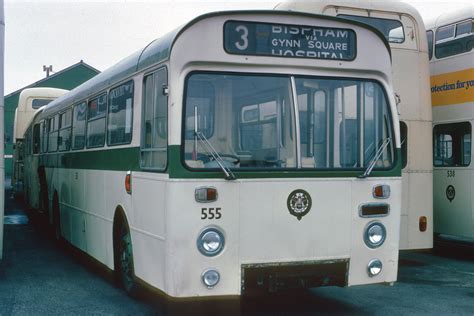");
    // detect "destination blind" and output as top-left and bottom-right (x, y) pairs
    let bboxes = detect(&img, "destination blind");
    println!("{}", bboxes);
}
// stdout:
(224, 21), (356, 61)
